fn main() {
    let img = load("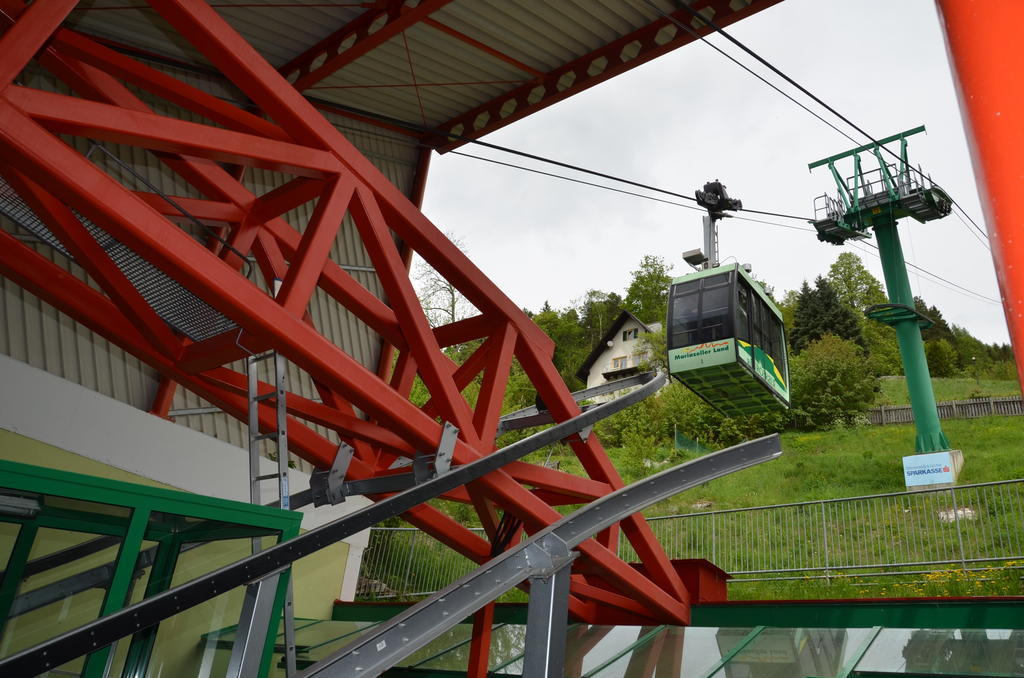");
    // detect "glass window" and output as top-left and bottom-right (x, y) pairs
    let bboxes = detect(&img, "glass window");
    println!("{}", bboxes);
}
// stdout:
(0, 526), (123, 662)
(735, 285), (750, 342)
(751, 297), (764, 350)
(670, 294), (700, 348)
(699, 284), (731, 343)
(672, 280), (699, 297)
